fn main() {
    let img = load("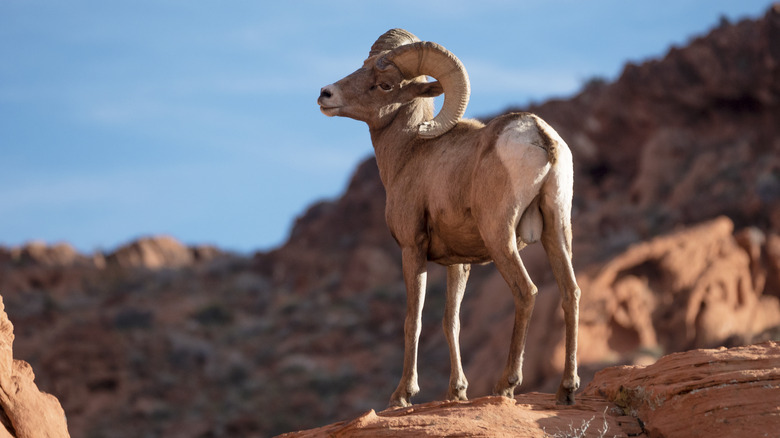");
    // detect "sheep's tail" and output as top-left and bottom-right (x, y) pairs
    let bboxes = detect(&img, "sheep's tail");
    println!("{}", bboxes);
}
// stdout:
(530, 114), (559, 166)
